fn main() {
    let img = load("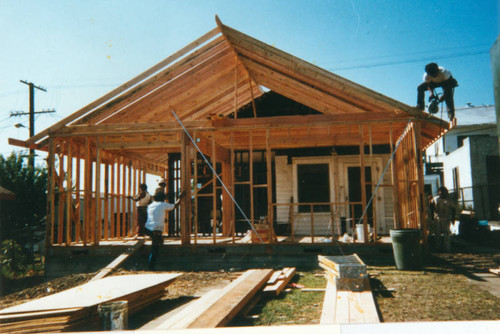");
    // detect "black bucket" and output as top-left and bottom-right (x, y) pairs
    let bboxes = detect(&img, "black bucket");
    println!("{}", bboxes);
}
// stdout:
(390, 229), (422, 270)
